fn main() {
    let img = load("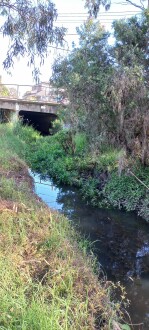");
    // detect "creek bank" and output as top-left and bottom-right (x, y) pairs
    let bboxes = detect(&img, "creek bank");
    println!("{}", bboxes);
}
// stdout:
(0, 123), (129, 329)
(19, 127), (149, 222)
